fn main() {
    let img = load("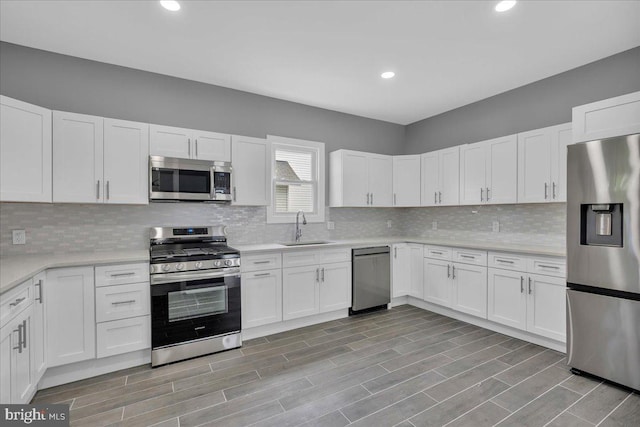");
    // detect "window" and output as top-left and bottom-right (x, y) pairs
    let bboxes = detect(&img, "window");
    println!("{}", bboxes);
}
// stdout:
(267, 135), (325, 223)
